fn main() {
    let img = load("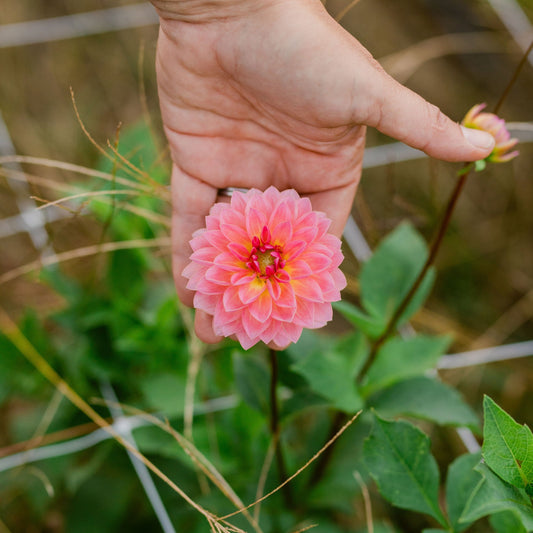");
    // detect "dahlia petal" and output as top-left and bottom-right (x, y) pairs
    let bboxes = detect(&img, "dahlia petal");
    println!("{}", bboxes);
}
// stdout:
(292, 278), (324, 302)
(266, 279), (282, 300)
(294, 196), (312, 217)
(204, 229), (229, 251)
(274, 269), (291, 283)
(196, 277), (224, 295)
(292, 225), (318, 244)
(331, 268), (348, 291)
(242, 309), (270, 339)
(214, 252), (243, 271)
(193, 292), (219, 314)
(271, 220), (293, 246)
(230, 191), (247, 213)
(249, 291), (273, 322)
(313, 301), (333, 327)
(259, 321), (279, 344)
(315, 217), (331, 239)
(246, 207), (267, 239)
(231, 271), (257, 286)
(223, 286), (246, 311)
(220, 222), (249, 243)
(277, 282), (296, 308)
(189, 246), (218, 265)
(284, 259), (312, 280)
(236, 331), (260, 351)
(271, 302), (296, 322)
(284, 240), (307, 261)
(205, 265), (231, 285)
(280, 322), (303, 344)
(238, 279), (266, 304)
(301, 252), (331, 273)
(213, 300), (241, 334)
(227, 242), (251, 261)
